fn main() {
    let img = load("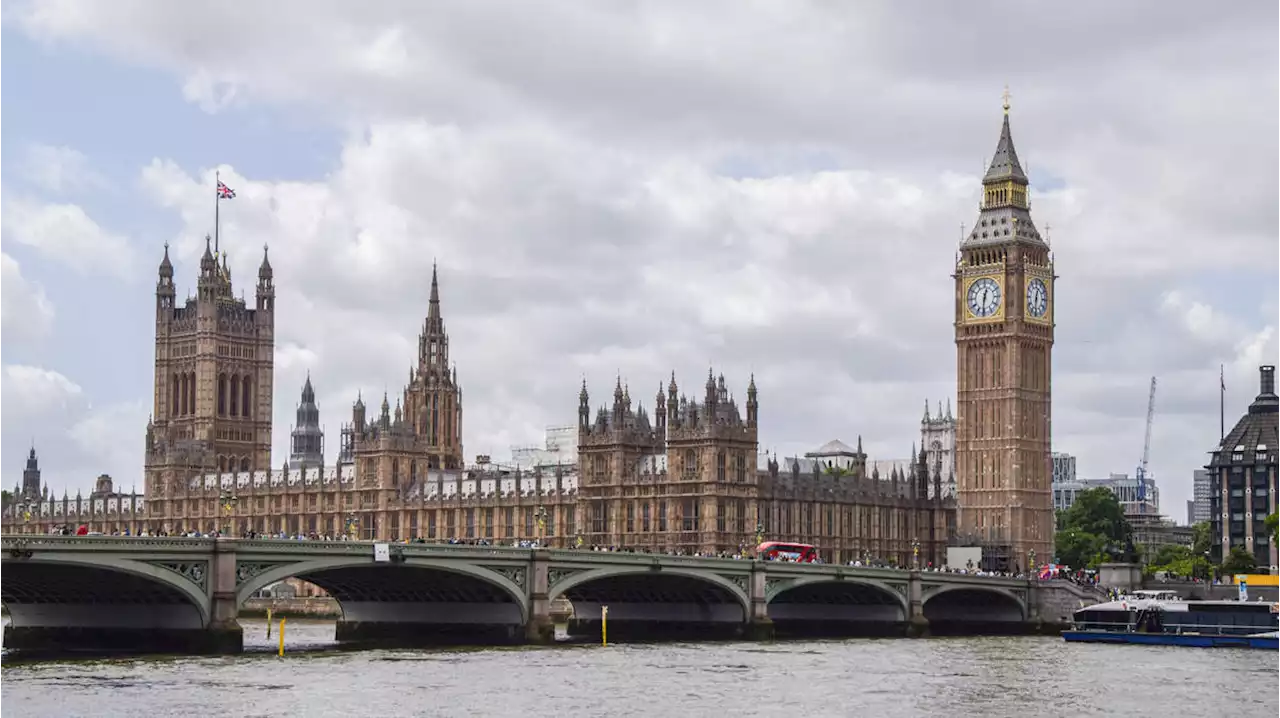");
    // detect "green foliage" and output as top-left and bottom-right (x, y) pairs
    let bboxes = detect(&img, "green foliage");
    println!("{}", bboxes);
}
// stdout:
(0, 489), (10, 507)
(1190, 521), (1212, 557)
(1054, 487), (1136, 569)
(1221, 546), (1257, 576)
(1145, 543), (1213, 580)
(1149, 544), (1193, 567)
(1266, 513), (1279, 545)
